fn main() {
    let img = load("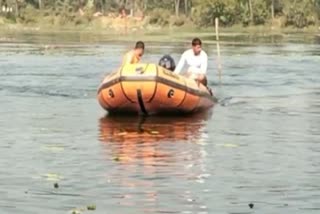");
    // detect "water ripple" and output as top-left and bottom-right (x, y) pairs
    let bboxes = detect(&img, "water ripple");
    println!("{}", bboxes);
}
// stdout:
(1, 34), (319, 214)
